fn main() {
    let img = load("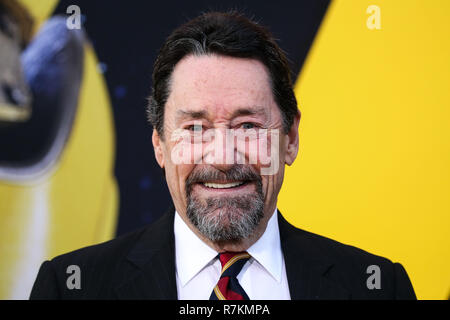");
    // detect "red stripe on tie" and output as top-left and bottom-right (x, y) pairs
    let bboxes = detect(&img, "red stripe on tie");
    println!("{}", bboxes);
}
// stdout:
(217, 277), (245, 300)
(210, 252), (250, 300)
